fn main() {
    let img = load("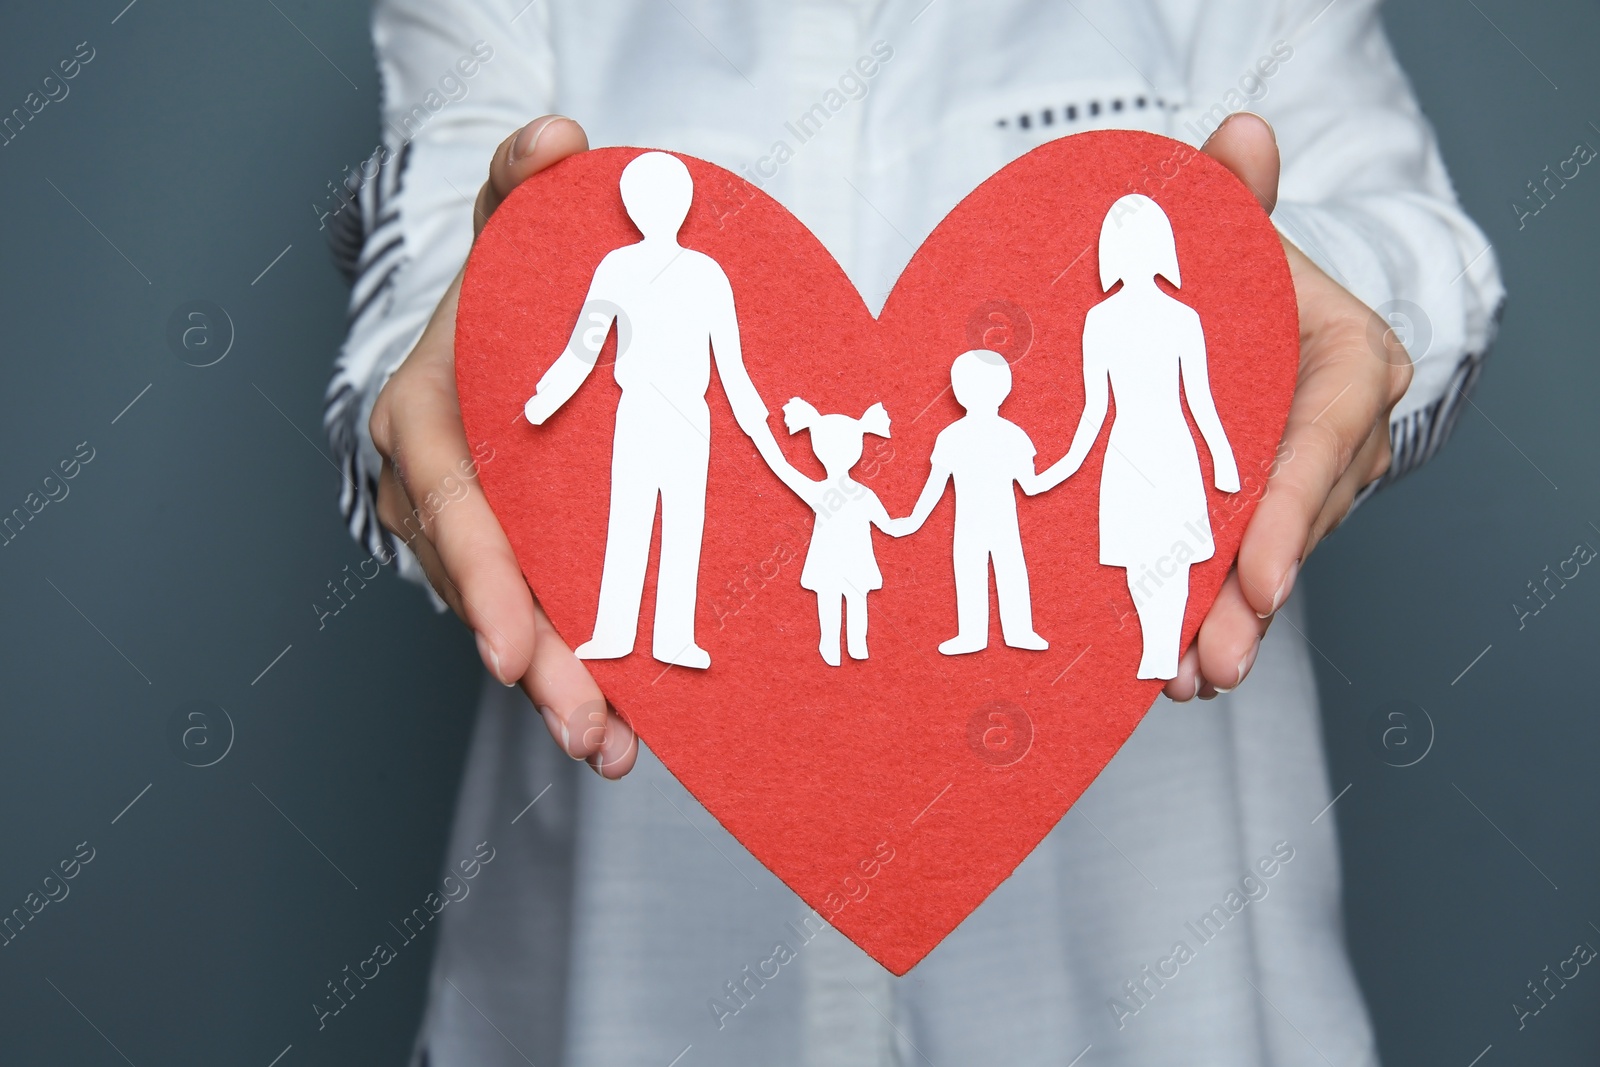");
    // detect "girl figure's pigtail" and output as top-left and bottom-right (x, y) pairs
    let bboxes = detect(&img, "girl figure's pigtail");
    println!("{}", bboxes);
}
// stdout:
(783, 396), (822, 435)
(858, 402), (891, 439)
